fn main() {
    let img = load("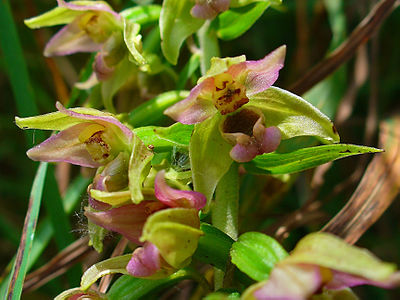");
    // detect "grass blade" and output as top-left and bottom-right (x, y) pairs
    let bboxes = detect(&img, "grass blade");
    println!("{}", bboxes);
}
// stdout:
(6, 162), (48, 300)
